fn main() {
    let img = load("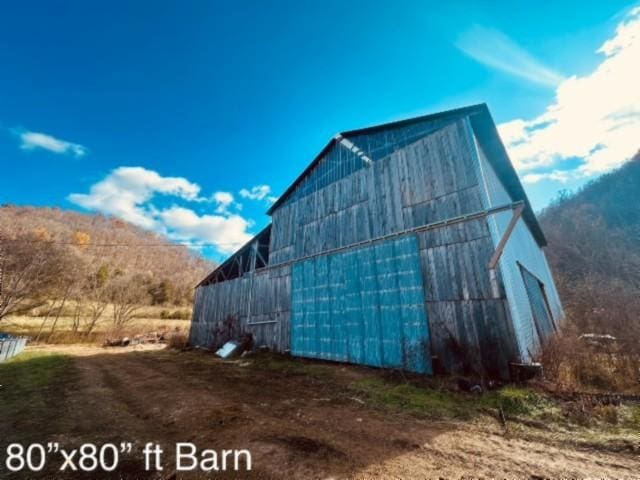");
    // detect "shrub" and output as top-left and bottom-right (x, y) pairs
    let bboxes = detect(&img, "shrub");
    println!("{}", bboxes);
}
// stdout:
(166, 331), (189, 350)
(537, 325), (639, 393)
(159, 309), (191, 320)
(481, 386), (542, 416)
(594, 404), (619, 424)
(631, 406), (640, 427)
